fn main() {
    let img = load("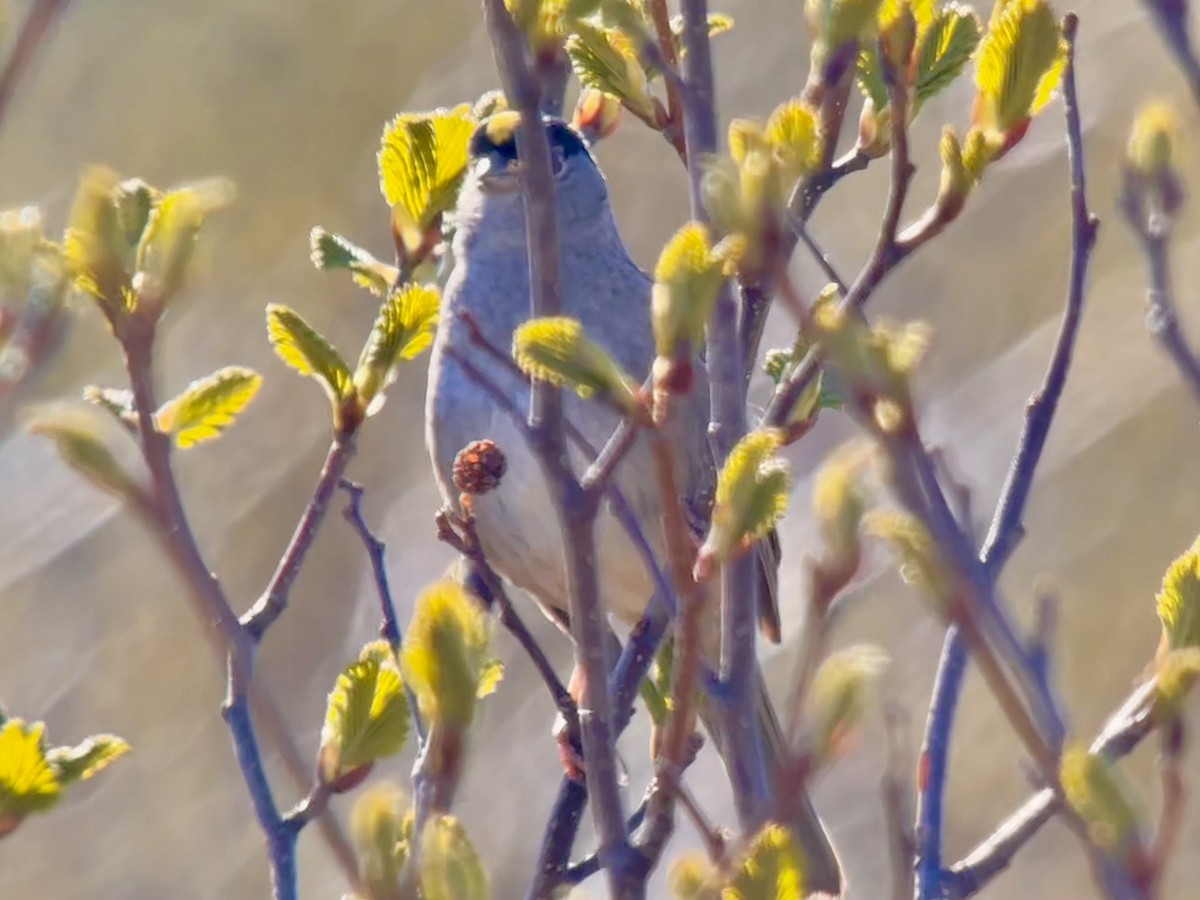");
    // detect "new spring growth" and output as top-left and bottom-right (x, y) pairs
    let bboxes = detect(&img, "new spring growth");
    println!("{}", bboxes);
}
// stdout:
(867, 509), (956, 612)
(808, 644), (890, 765)
(703, 100), (819, 279)
(1123, 102), (1185, 222)
(63, 169), (231, 325)
(935, 125), (991, 222)
(318, 642), (411, 792)
(811, 443), (869, 596)
(694, 429), (791, 581)
(512, 316), (641, 416)
(353, 283), (440, 416)
(806, 0), (886, 97)
(854, 0), (984, 158)
(1060, 745), (1148, 870)
(0, 717), (129, 840)
(650, 222), (740, 420)
(378, 106), (476, 268)
(971, 0), (1065, 159)
(567, 21), (666, 129)
(808, 286), (931, 434)
(670, 822), (806, 900)
(572, 88), (622, 143)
